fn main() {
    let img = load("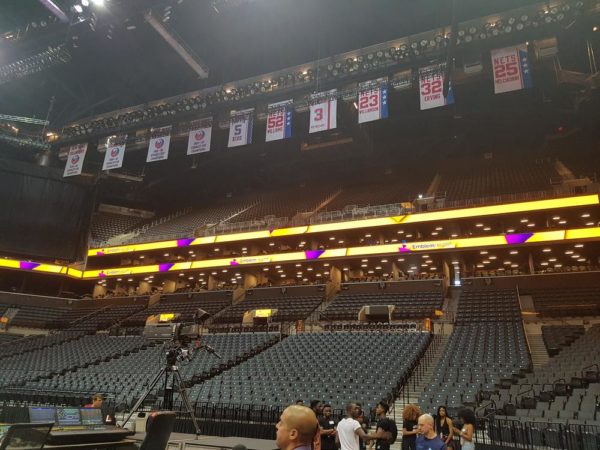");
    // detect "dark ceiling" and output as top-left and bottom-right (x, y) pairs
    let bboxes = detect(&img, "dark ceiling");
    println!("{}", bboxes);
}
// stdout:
(0, 0), (544, 129)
